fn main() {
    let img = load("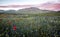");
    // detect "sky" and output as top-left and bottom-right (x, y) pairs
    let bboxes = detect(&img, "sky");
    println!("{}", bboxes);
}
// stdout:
(0, 0), (52, 5)
(0, 0), (60, 10)
(0, 0), (60, 5)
